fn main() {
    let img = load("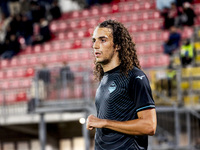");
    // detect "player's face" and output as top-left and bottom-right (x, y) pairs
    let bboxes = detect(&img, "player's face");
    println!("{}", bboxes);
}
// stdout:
(92, 27), (119, 65)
